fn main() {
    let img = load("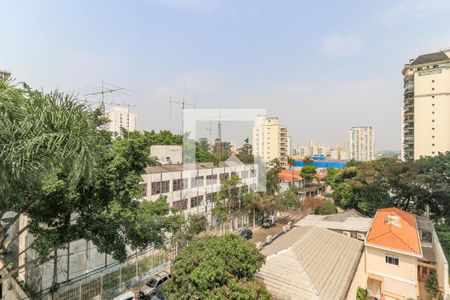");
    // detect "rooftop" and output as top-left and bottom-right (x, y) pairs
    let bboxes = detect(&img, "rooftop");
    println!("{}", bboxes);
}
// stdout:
(258, 226), (363, 300)
(278, 169), (303, 182)
(365, 207), (421, 255)
(295, 209), (372, 233)
(410, 51), (449, 66)
(144, 162), (255, 174)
